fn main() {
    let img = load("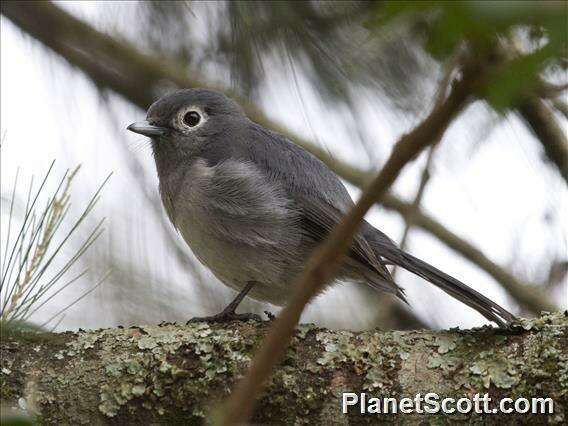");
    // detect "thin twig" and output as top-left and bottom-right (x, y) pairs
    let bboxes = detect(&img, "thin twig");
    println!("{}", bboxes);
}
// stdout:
(390, 51), (461, 284)
(392, 145), (436, 280)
